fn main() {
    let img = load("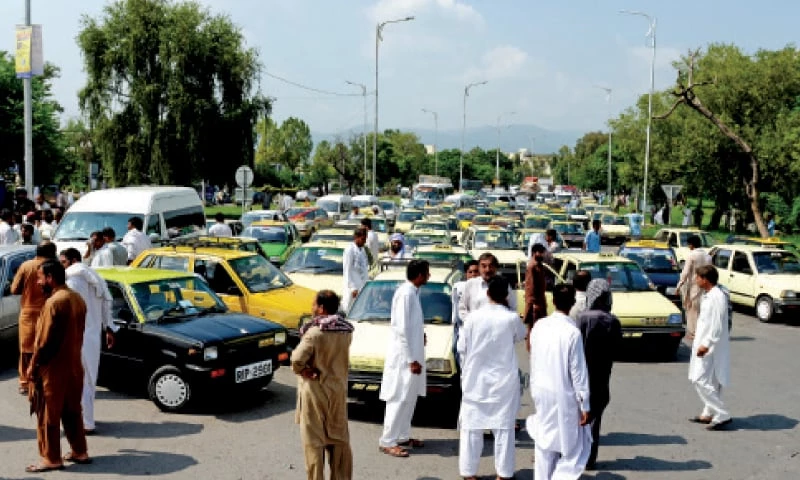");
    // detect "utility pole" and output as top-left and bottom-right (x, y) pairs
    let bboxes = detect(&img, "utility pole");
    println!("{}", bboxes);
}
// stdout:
(595, 86), (613, 203)
(23, 0), (33, 194)
(346, 81), (367, 194)
(460, 80), (487, 191)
